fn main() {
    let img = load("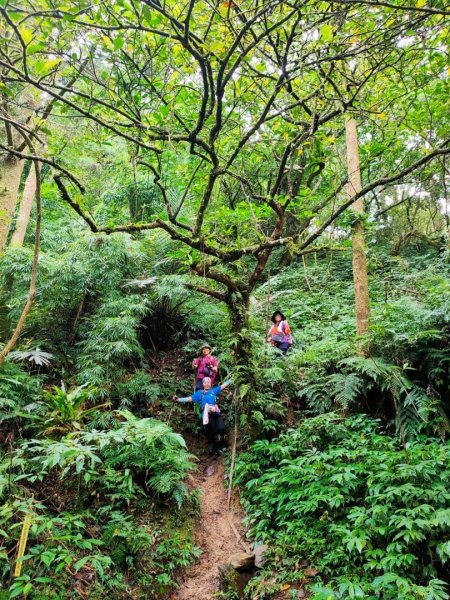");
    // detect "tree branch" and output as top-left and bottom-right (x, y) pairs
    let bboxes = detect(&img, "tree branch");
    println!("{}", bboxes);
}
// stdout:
(331, 0), (450, 16)
(53, 175), (97, 230)
(299, 139), (450, 250)
(184, 283), (227, 302)
(0, 143), (84, 190)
